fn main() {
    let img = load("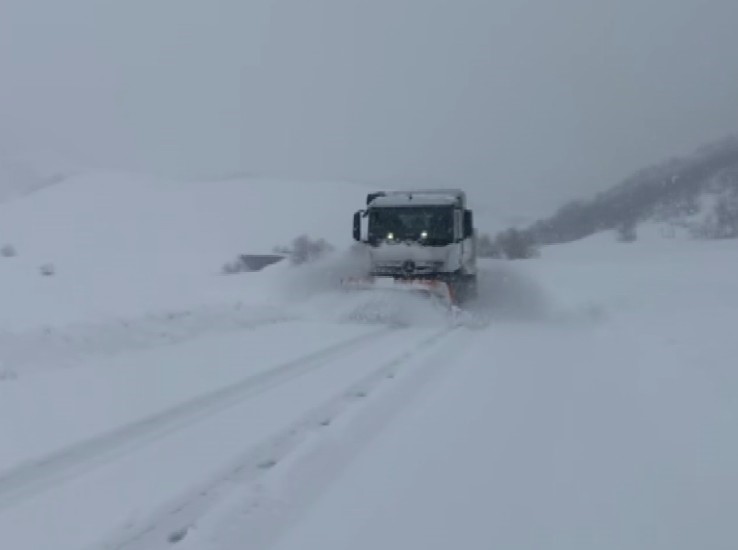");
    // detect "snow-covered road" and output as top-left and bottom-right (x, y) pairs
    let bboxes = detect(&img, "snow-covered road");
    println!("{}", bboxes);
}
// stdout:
(0, 317), (462, 550)
(268, 315), (738, 550)
(3, 283), (736, 550)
